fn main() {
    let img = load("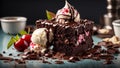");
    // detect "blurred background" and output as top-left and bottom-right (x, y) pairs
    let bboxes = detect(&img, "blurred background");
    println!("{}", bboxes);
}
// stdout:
(0, 0), (107, 25)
